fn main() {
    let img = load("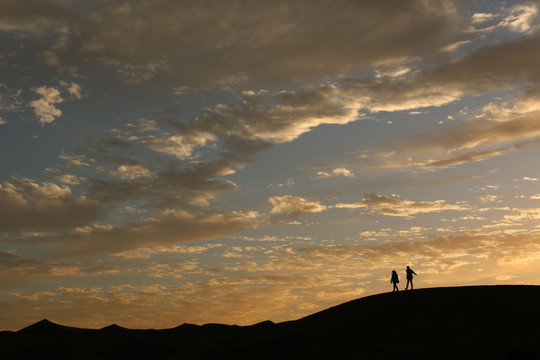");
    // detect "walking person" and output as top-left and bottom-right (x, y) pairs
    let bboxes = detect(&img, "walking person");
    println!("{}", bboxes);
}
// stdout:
(405, 266), (417, 290)
(390, 270), (399, 292)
